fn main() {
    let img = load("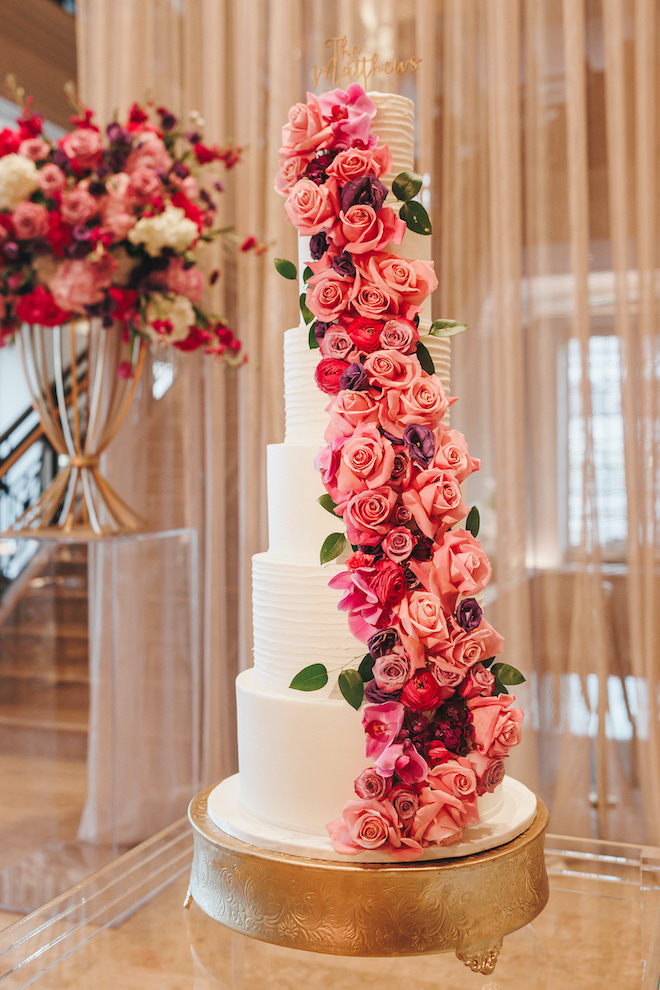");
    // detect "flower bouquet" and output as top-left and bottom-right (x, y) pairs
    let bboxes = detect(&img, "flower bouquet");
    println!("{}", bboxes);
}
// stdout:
(0, 79), (251, 537)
